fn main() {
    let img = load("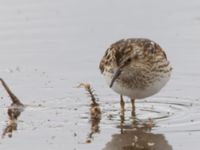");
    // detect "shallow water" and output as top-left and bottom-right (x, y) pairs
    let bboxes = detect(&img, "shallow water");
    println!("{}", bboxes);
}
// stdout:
(0, 0), (200, 150)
